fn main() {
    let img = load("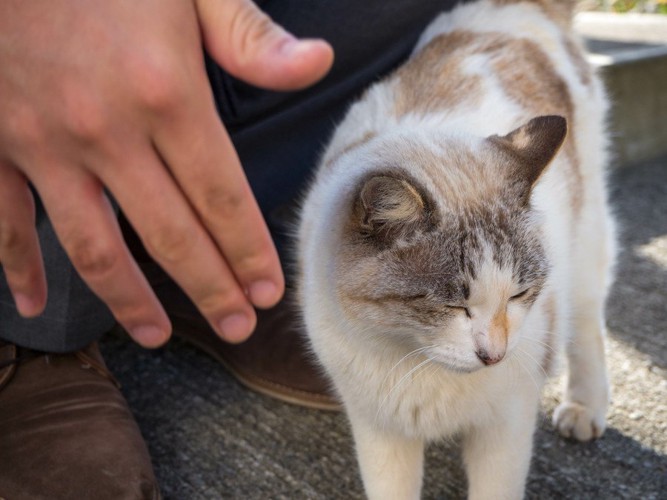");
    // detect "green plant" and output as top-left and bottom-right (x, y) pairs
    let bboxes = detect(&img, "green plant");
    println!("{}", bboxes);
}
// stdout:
(585, 0), (667, 13)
